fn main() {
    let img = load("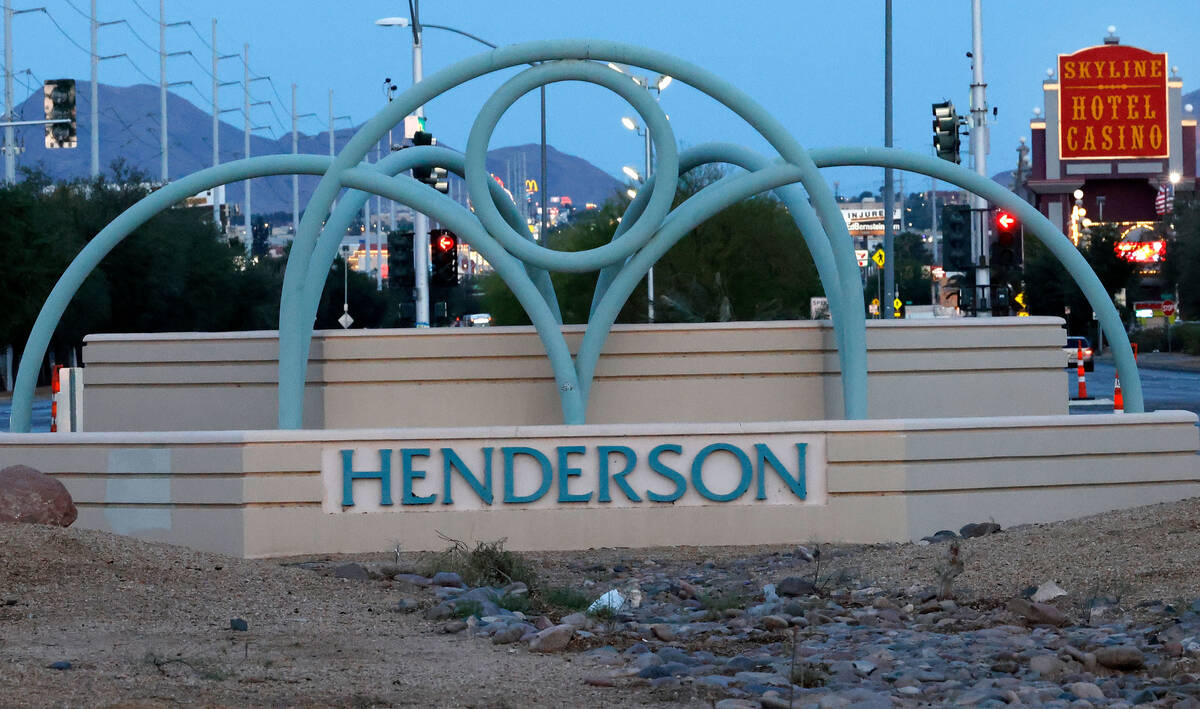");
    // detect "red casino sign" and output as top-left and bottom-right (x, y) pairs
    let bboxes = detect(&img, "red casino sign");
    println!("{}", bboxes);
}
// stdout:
(1058, 45), (1169, 160)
